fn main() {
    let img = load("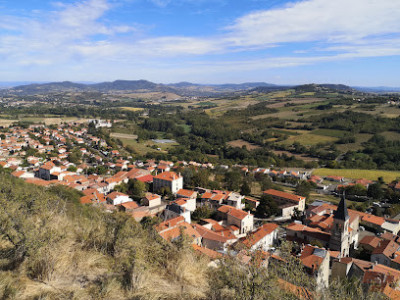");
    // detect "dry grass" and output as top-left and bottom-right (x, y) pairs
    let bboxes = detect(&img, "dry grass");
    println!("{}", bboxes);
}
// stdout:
(120, 92), (181, 101)
(0, 117), (90, 127)
(227, 139), (261, 151)
(266, 97), (324, 108)
(381, 131), (400, 141)
(313, 168), (400, 183)
(279, 133), (338, 146)
(120, 107), (145, 112)
(110, 132), (139, 140)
